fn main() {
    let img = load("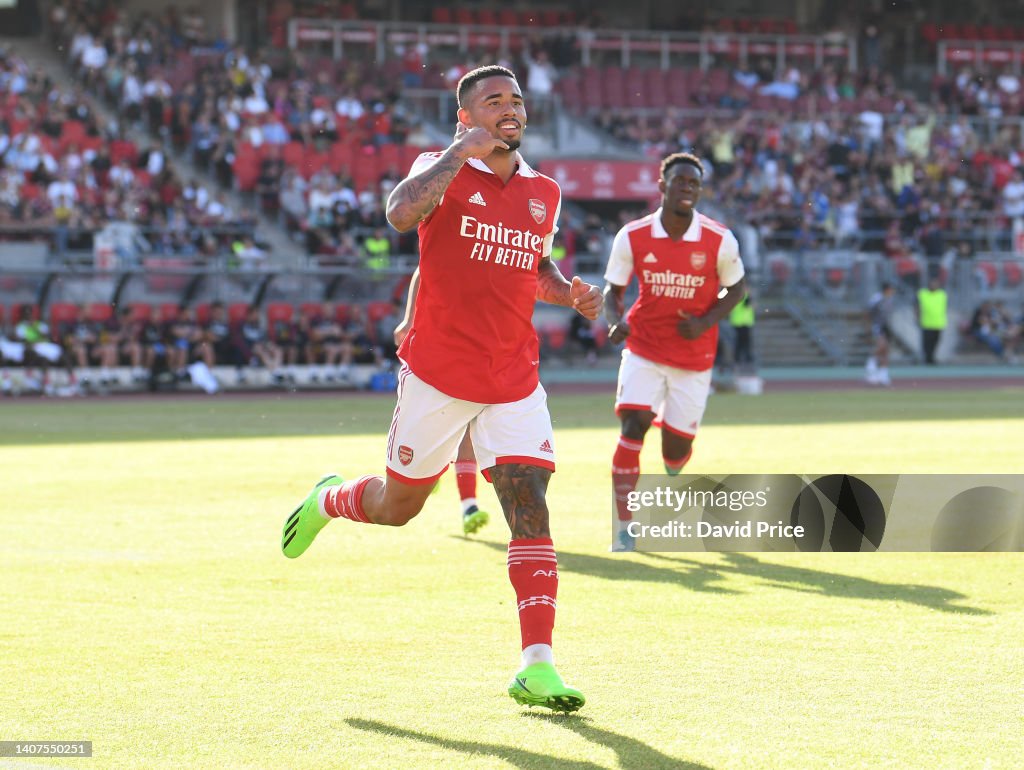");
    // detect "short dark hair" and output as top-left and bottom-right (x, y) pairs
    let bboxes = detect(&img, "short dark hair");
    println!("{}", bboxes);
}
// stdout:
(660, 152), (704, 180)
(457, 65), (517, 108)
